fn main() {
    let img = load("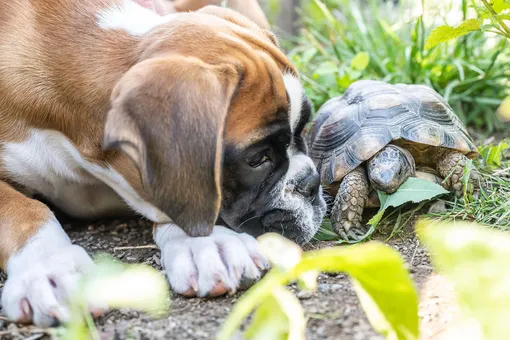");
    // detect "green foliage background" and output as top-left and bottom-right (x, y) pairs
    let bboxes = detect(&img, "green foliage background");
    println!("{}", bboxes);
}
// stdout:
(287, 0), (510, 133)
